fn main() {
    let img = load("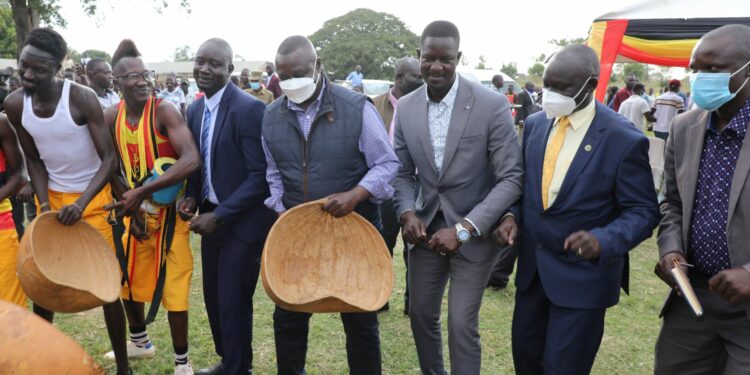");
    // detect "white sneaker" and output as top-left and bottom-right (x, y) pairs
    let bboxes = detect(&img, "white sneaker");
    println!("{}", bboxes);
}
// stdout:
(174, 363), (194, 375)
(103, 341), (156, 360)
